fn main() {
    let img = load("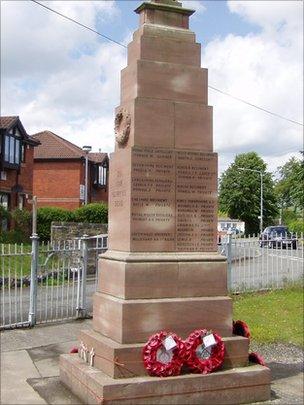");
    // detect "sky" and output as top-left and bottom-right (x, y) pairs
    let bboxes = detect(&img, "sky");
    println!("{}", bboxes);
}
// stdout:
(1, 0), (303, 176)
